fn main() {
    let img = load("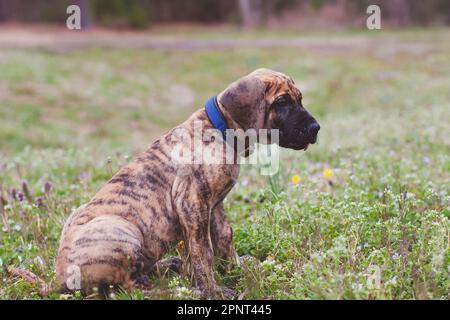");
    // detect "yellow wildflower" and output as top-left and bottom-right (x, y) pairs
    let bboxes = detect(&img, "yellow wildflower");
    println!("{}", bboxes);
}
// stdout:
(324, 168), (333, 179)
(291, 174), (301, 184)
